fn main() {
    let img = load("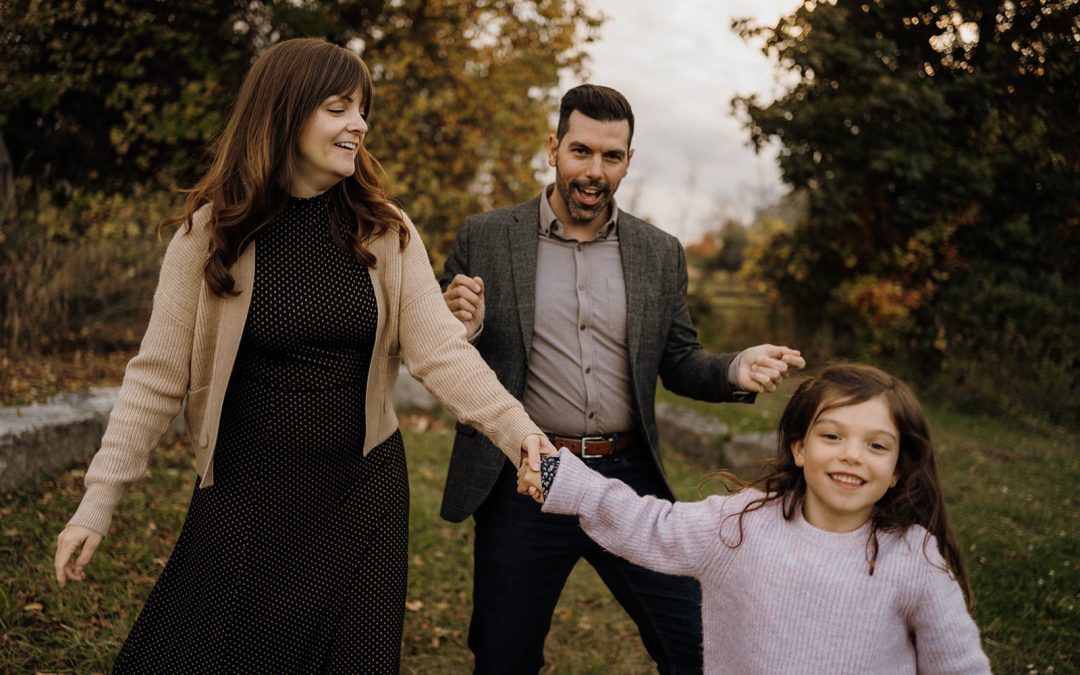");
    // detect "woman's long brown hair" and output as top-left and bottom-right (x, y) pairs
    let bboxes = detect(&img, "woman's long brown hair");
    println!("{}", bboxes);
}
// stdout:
(713, 363), (973, 607)
(162, 38), (407, 296)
